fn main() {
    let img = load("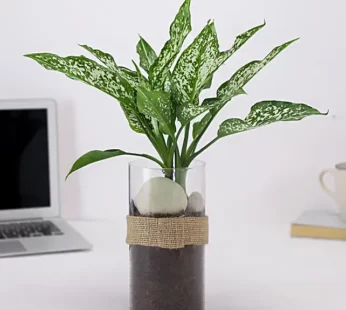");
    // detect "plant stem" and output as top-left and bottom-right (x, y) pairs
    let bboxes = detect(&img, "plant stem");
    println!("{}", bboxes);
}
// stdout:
(176, 125), (185, 141)
(186, 136), (220, 166)
(173, 135), (182, 168)
(185, 116), (213, 157)
(167, 133), (181, 169)
(181, 123), (190, 165)
(134, 110), (167, 161)
(156, 132), (168, 161)
(167, 136), (174, 168)
(165, 136), (181, 169)
(185, 106), (222, 158)
(175, 169), (187, 191)
(175, 148), (182, 168)
(167, 136), (173, 150)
